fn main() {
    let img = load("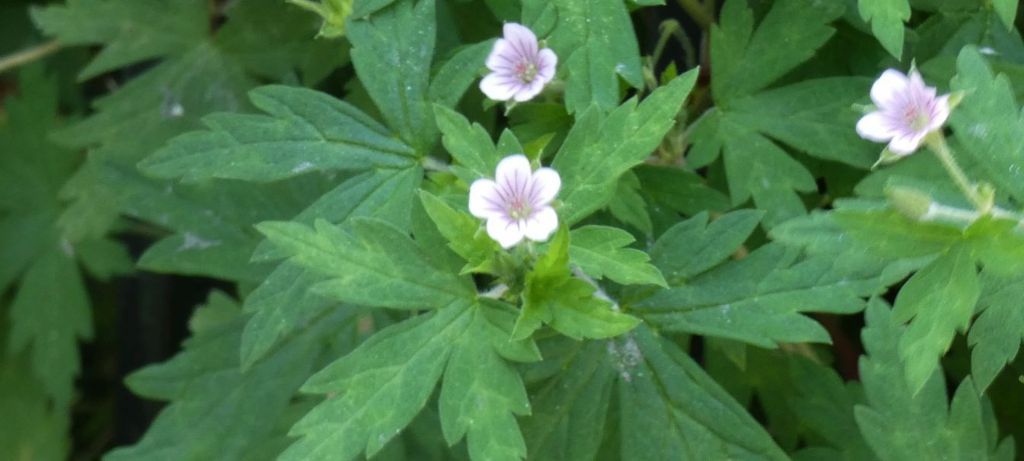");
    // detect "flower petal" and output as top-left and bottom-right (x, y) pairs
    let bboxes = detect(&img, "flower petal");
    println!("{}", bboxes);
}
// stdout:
(480, 72), (520, 101)
(524, 206), (558, 242)
(512, 77), (547, 102)
(870, 69), (910, 109)
(495, 154), (532, 197)
(485, 39), (517, 71)
(536, 48), (558, 82)
(468, 179), (505, 219)
(528, 167), (561, 207)
(888, 131), (926, 155)
(926, 94), (951, 132)
(487, 216), (525, 248)
(856, 111), (897, 142)
(503, 23), (538, 60)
